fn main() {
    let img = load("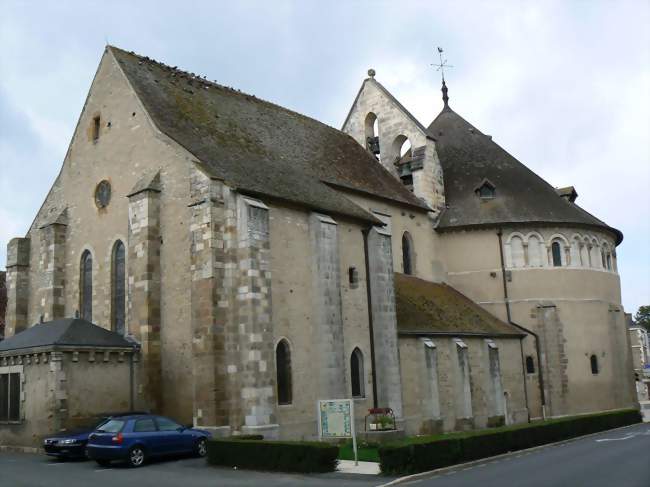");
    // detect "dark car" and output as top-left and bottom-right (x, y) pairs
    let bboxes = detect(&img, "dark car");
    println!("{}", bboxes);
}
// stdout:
(86, 414), (211, 467)
(42, 412), (147, 460)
